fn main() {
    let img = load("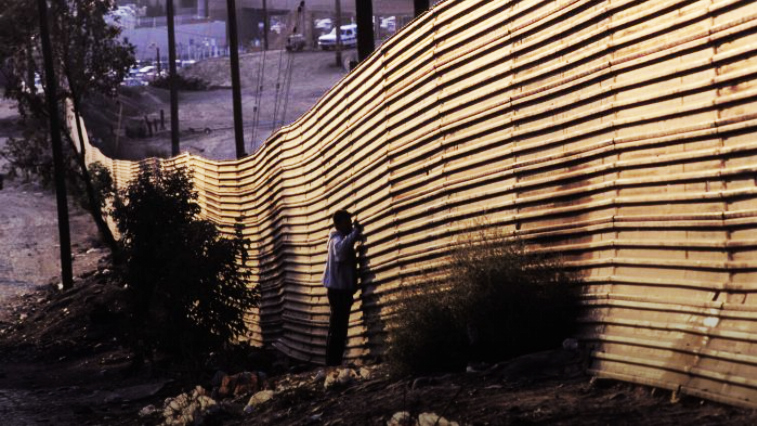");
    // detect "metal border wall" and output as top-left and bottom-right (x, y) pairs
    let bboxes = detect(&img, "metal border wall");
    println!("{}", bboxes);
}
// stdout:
(72, 0), (757, 408)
